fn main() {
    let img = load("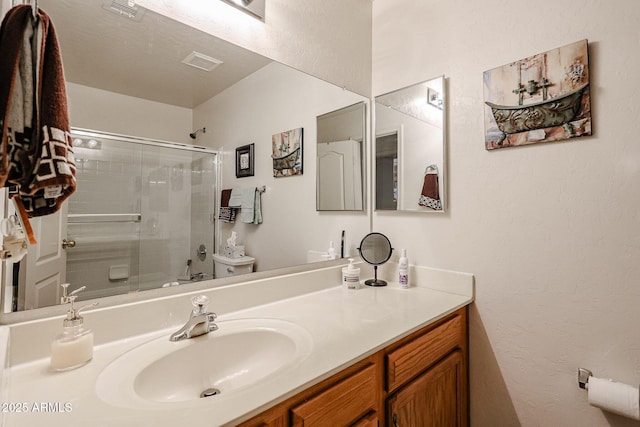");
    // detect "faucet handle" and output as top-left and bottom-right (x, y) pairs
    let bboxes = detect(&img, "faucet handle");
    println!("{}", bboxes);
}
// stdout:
(191, 295), (209, 315)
